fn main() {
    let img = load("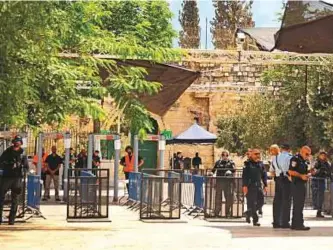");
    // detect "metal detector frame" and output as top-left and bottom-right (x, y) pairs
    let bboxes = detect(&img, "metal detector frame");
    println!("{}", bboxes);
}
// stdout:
(133, 134), (166, 173)
(87, 133), (121, 202)
(37, 132), (71, 201)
